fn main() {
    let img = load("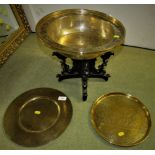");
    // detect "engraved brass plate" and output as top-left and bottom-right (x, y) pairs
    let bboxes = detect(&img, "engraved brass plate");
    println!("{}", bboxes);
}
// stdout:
(90, 92), (151, 146)
(36, 9), (125, 60)
(3, 88), (72, 147)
